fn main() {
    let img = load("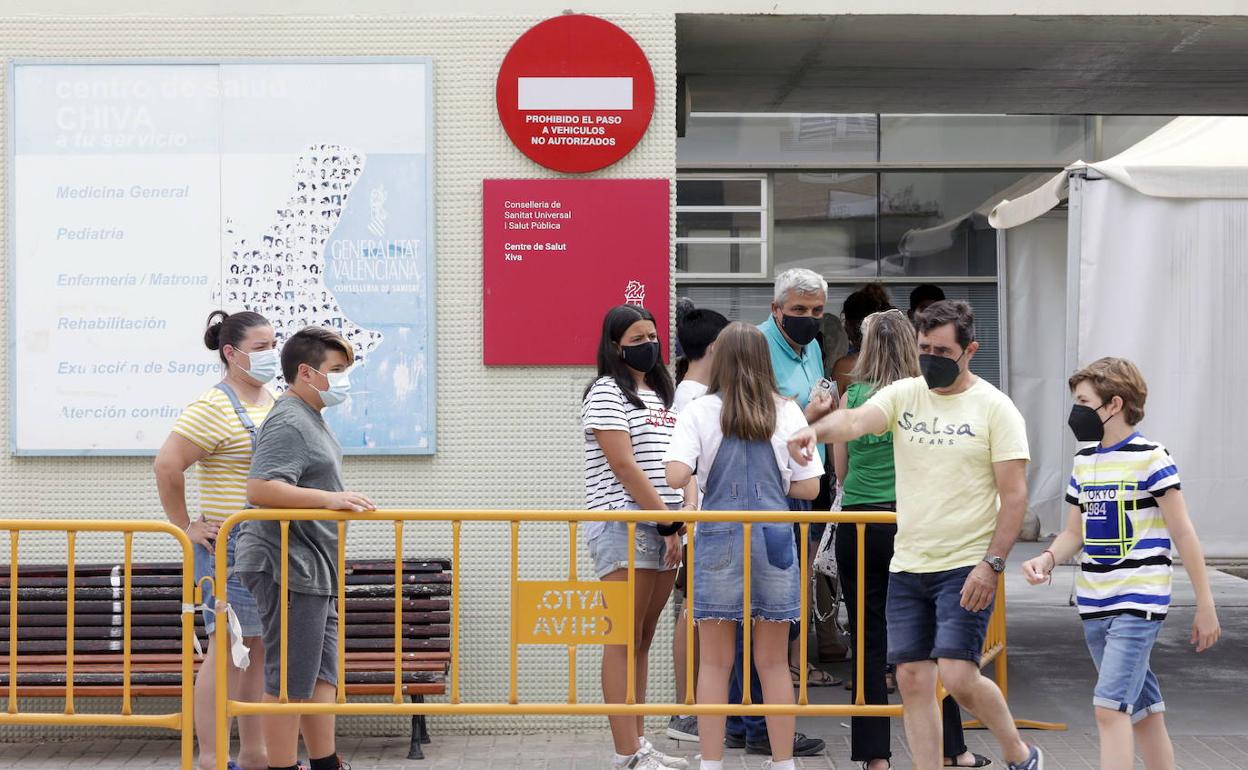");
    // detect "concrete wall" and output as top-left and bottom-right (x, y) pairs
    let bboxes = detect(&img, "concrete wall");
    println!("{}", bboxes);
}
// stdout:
(0, 11), (675, 737)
